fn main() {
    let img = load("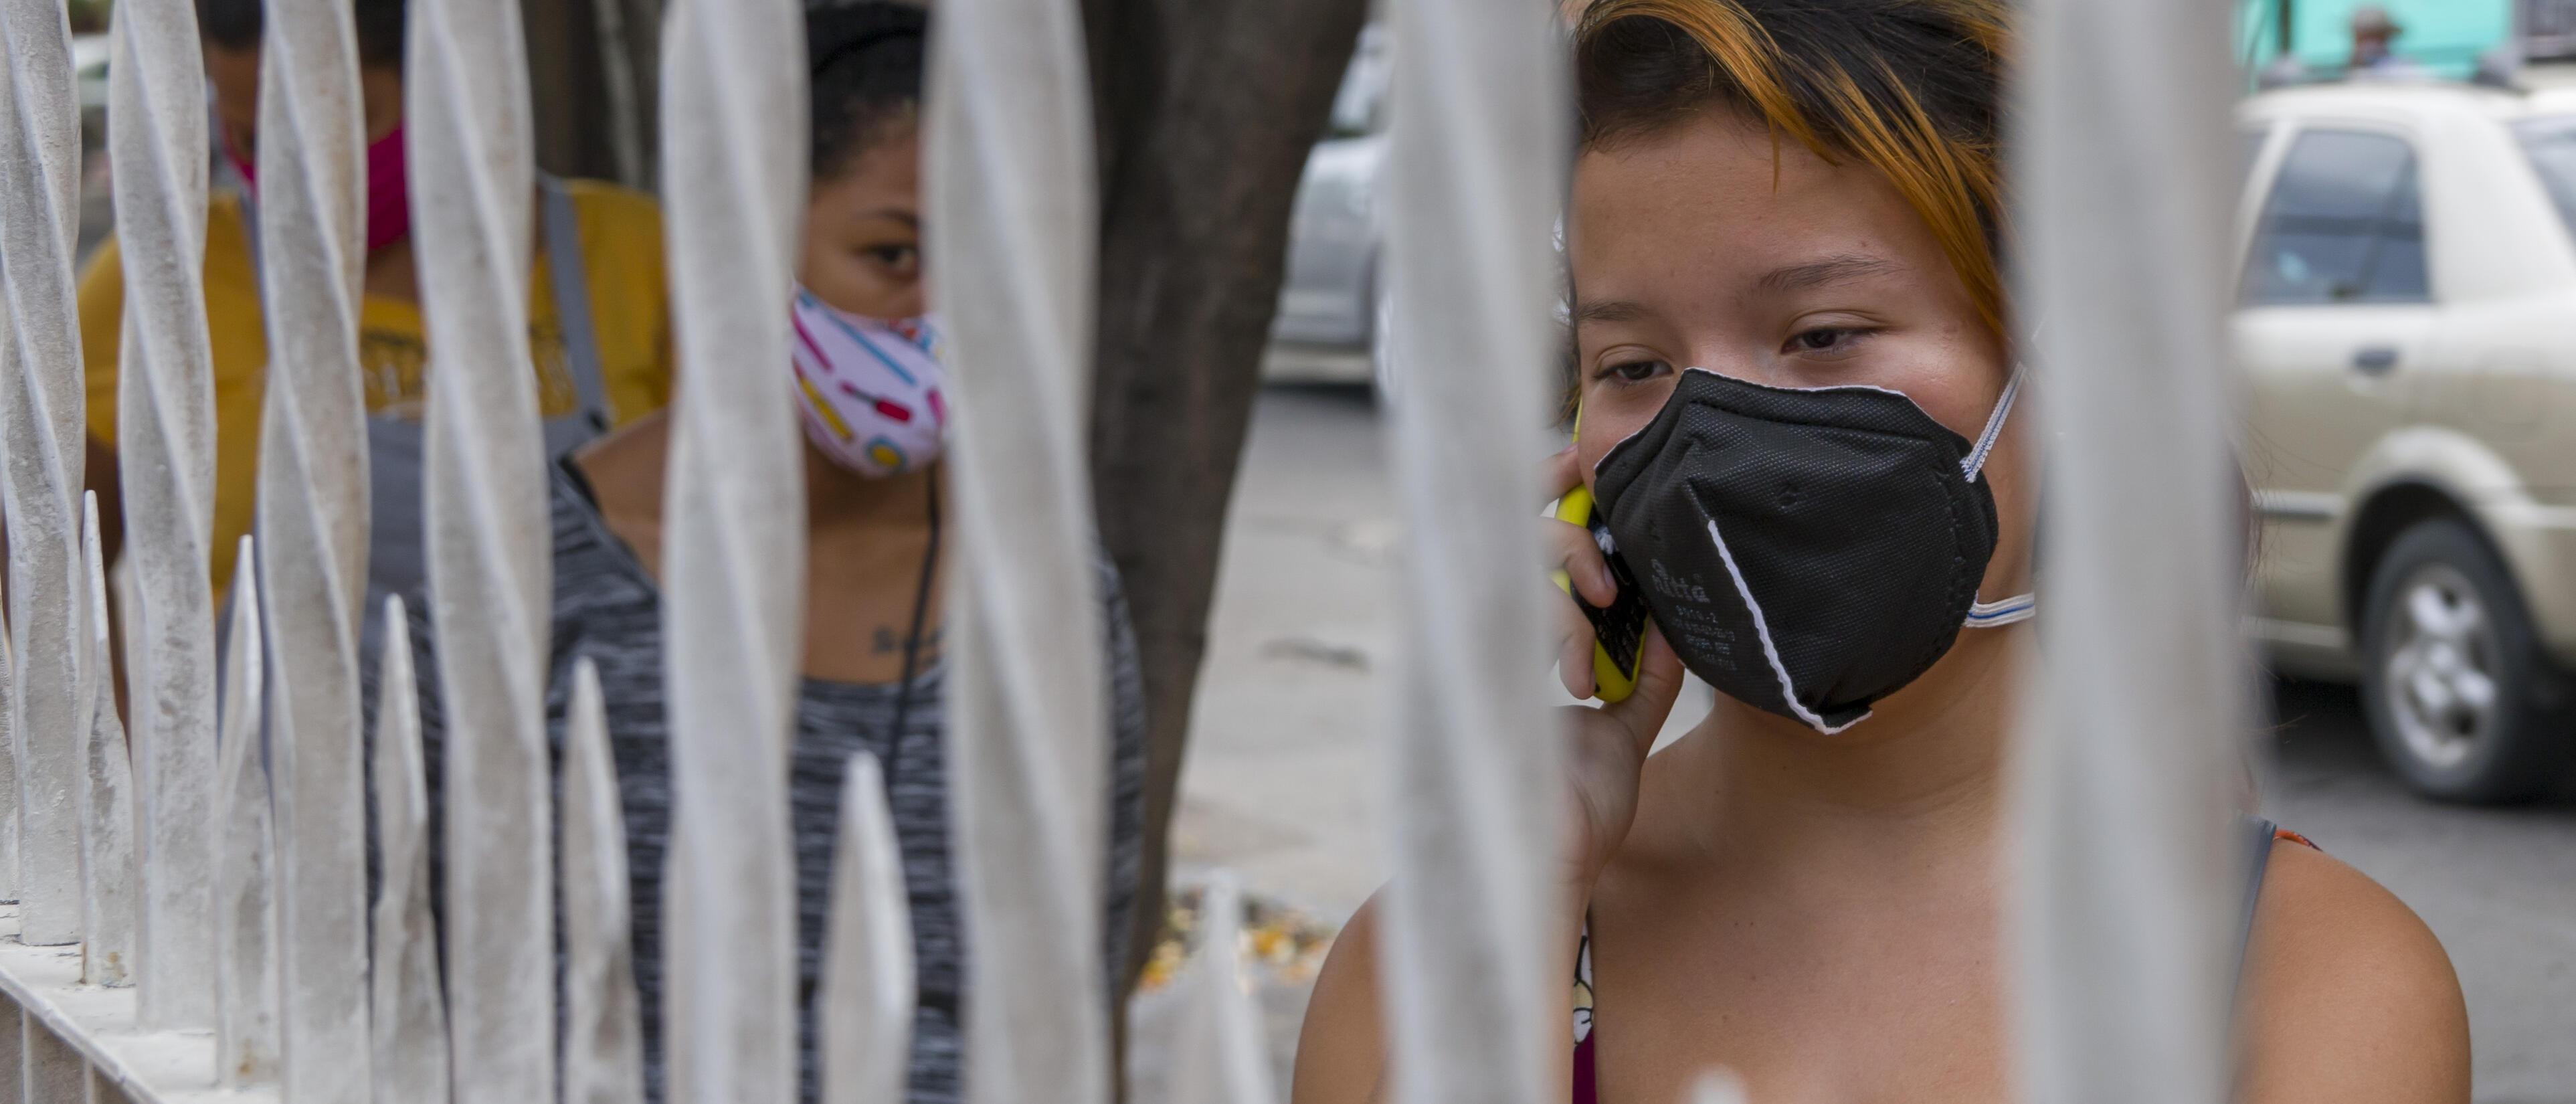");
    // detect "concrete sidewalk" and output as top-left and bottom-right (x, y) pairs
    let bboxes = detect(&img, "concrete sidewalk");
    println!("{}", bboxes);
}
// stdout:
(1163, 384), (1399, 923)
